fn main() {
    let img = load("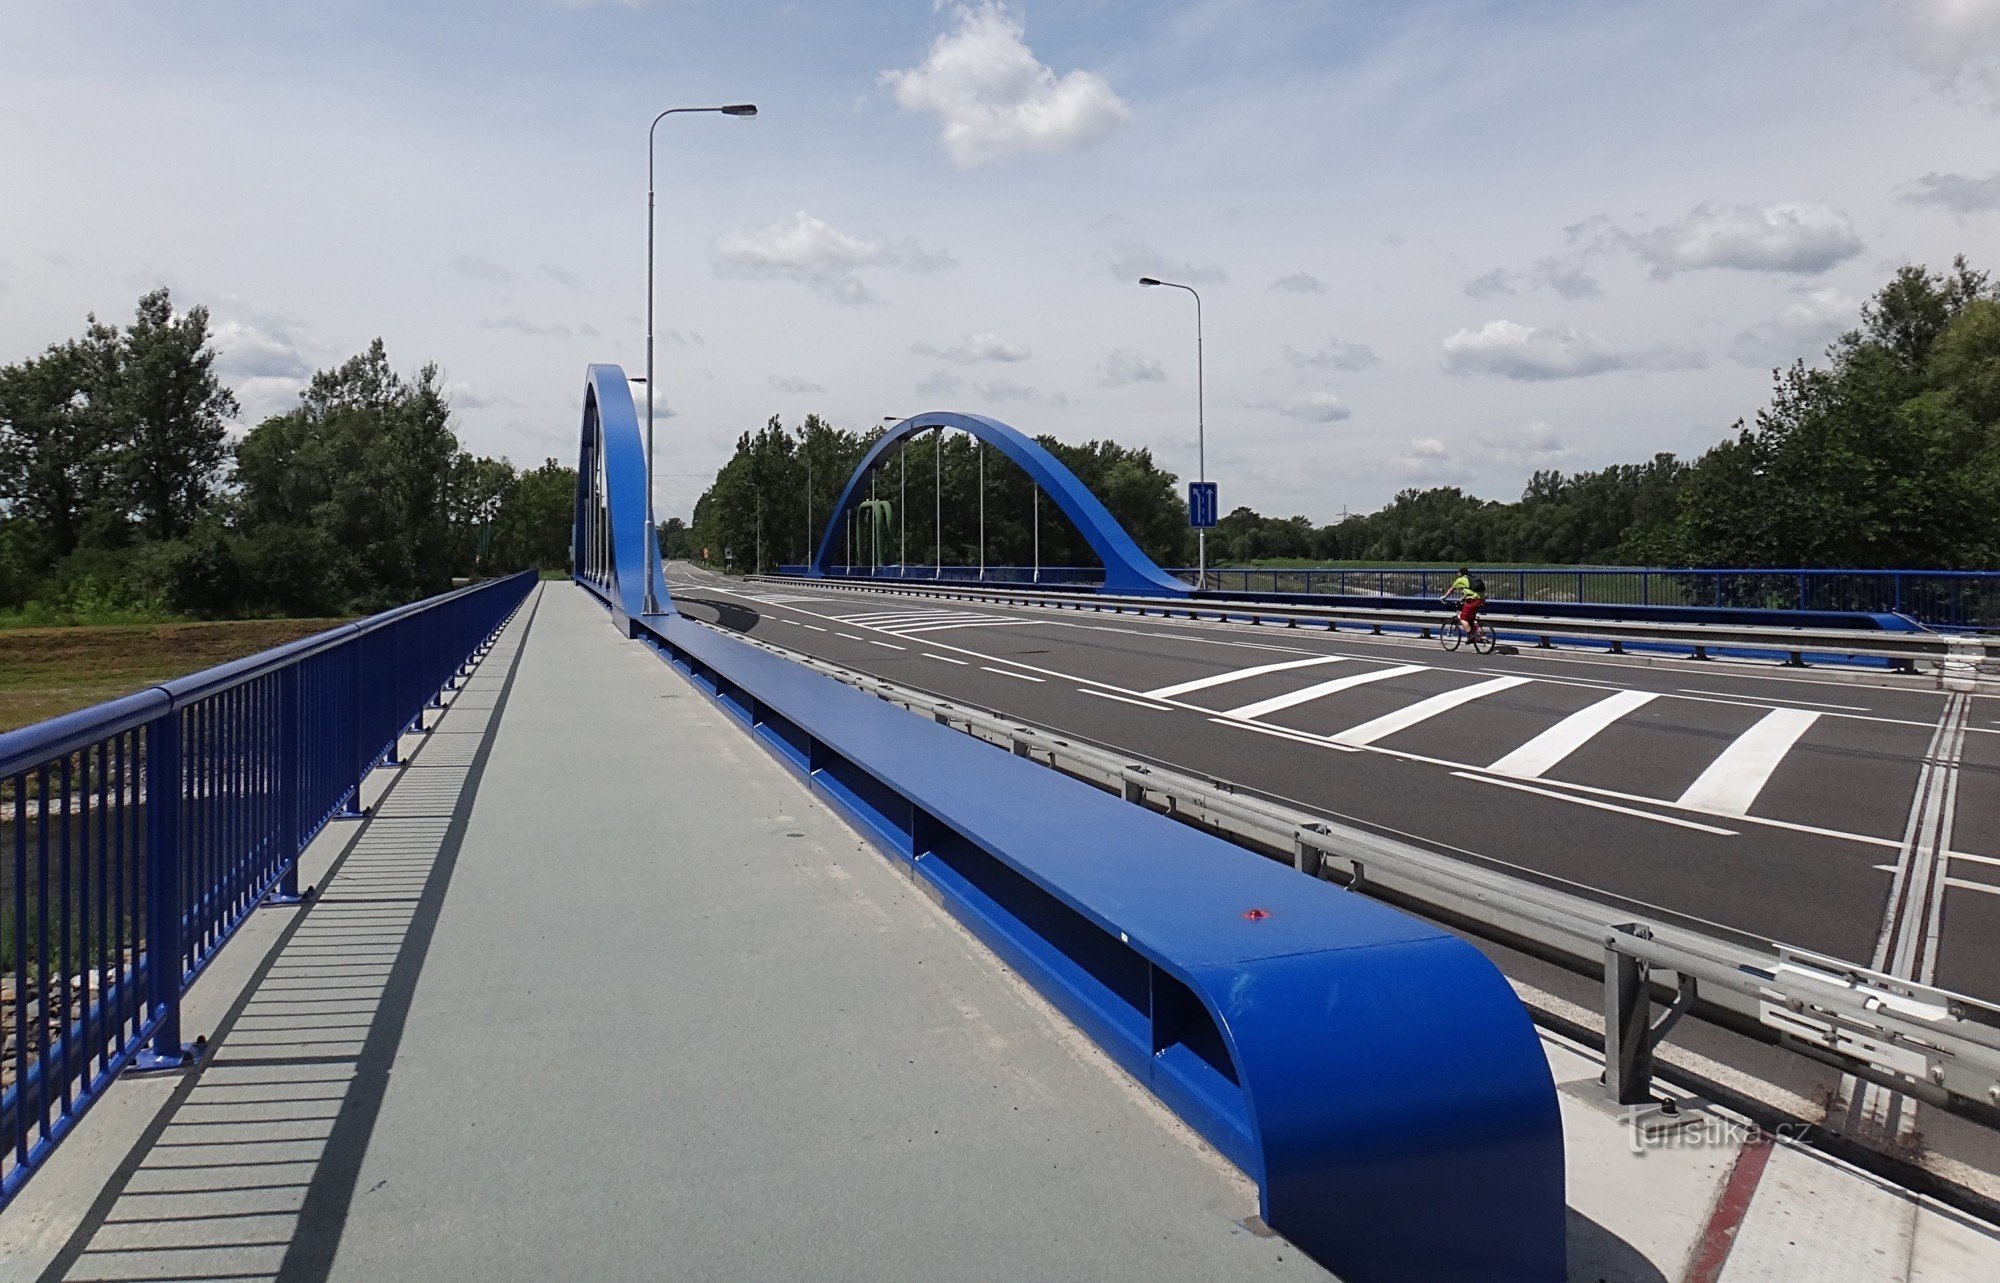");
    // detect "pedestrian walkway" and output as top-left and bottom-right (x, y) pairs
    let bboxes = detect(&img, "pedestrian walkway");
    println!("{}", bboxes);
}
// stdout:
(3, 583), (1999, 1281)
